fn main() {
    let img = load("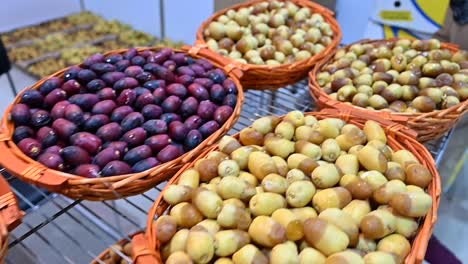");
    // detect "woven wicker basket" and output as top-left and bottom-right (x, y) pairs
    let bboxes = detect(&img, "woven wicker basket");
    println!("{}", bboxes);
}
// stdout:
(309, 38), (468, 142)
(0, 176), (23, 264)
(193, 0), (342, 90)
(91, 232), (140, 264)
(132, 108), (441, 264)
(0, 47), (244, 201)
